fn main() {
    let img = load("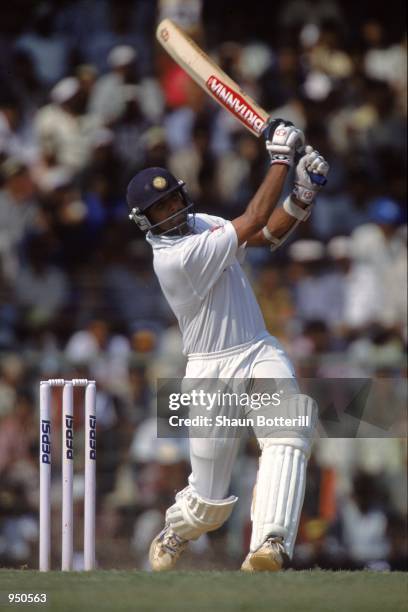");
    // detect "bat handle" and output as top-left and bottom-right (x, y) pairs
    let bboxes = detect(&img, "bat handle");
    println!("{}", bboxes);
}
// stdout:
(308, 172), (327, 186)
(294, 149), (328, 186)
